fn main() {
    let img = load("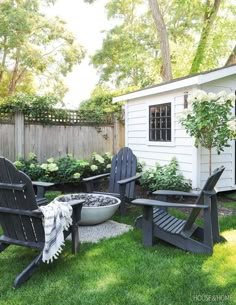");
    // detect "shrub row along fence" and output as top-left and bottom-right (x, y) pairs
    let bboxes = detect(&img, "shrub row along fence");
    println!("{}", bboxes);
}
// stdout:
(0, 110), (125, 162)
